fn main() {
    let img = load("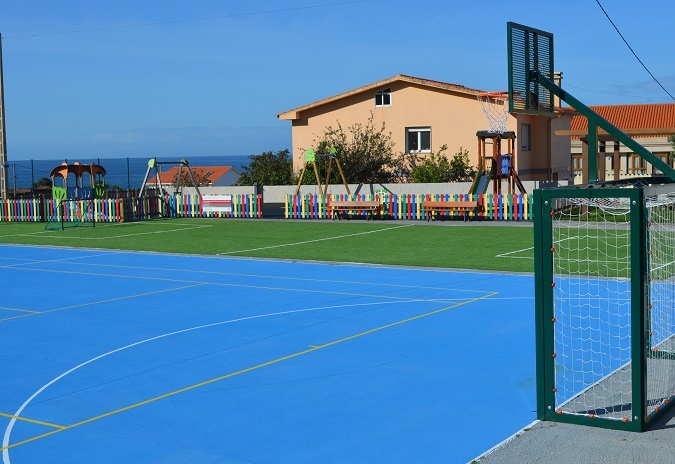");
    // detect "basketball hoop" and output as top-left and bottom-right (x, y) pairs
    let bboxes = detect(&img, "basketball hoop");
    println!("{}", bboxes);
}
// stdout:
(477, 91), (510, 134)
